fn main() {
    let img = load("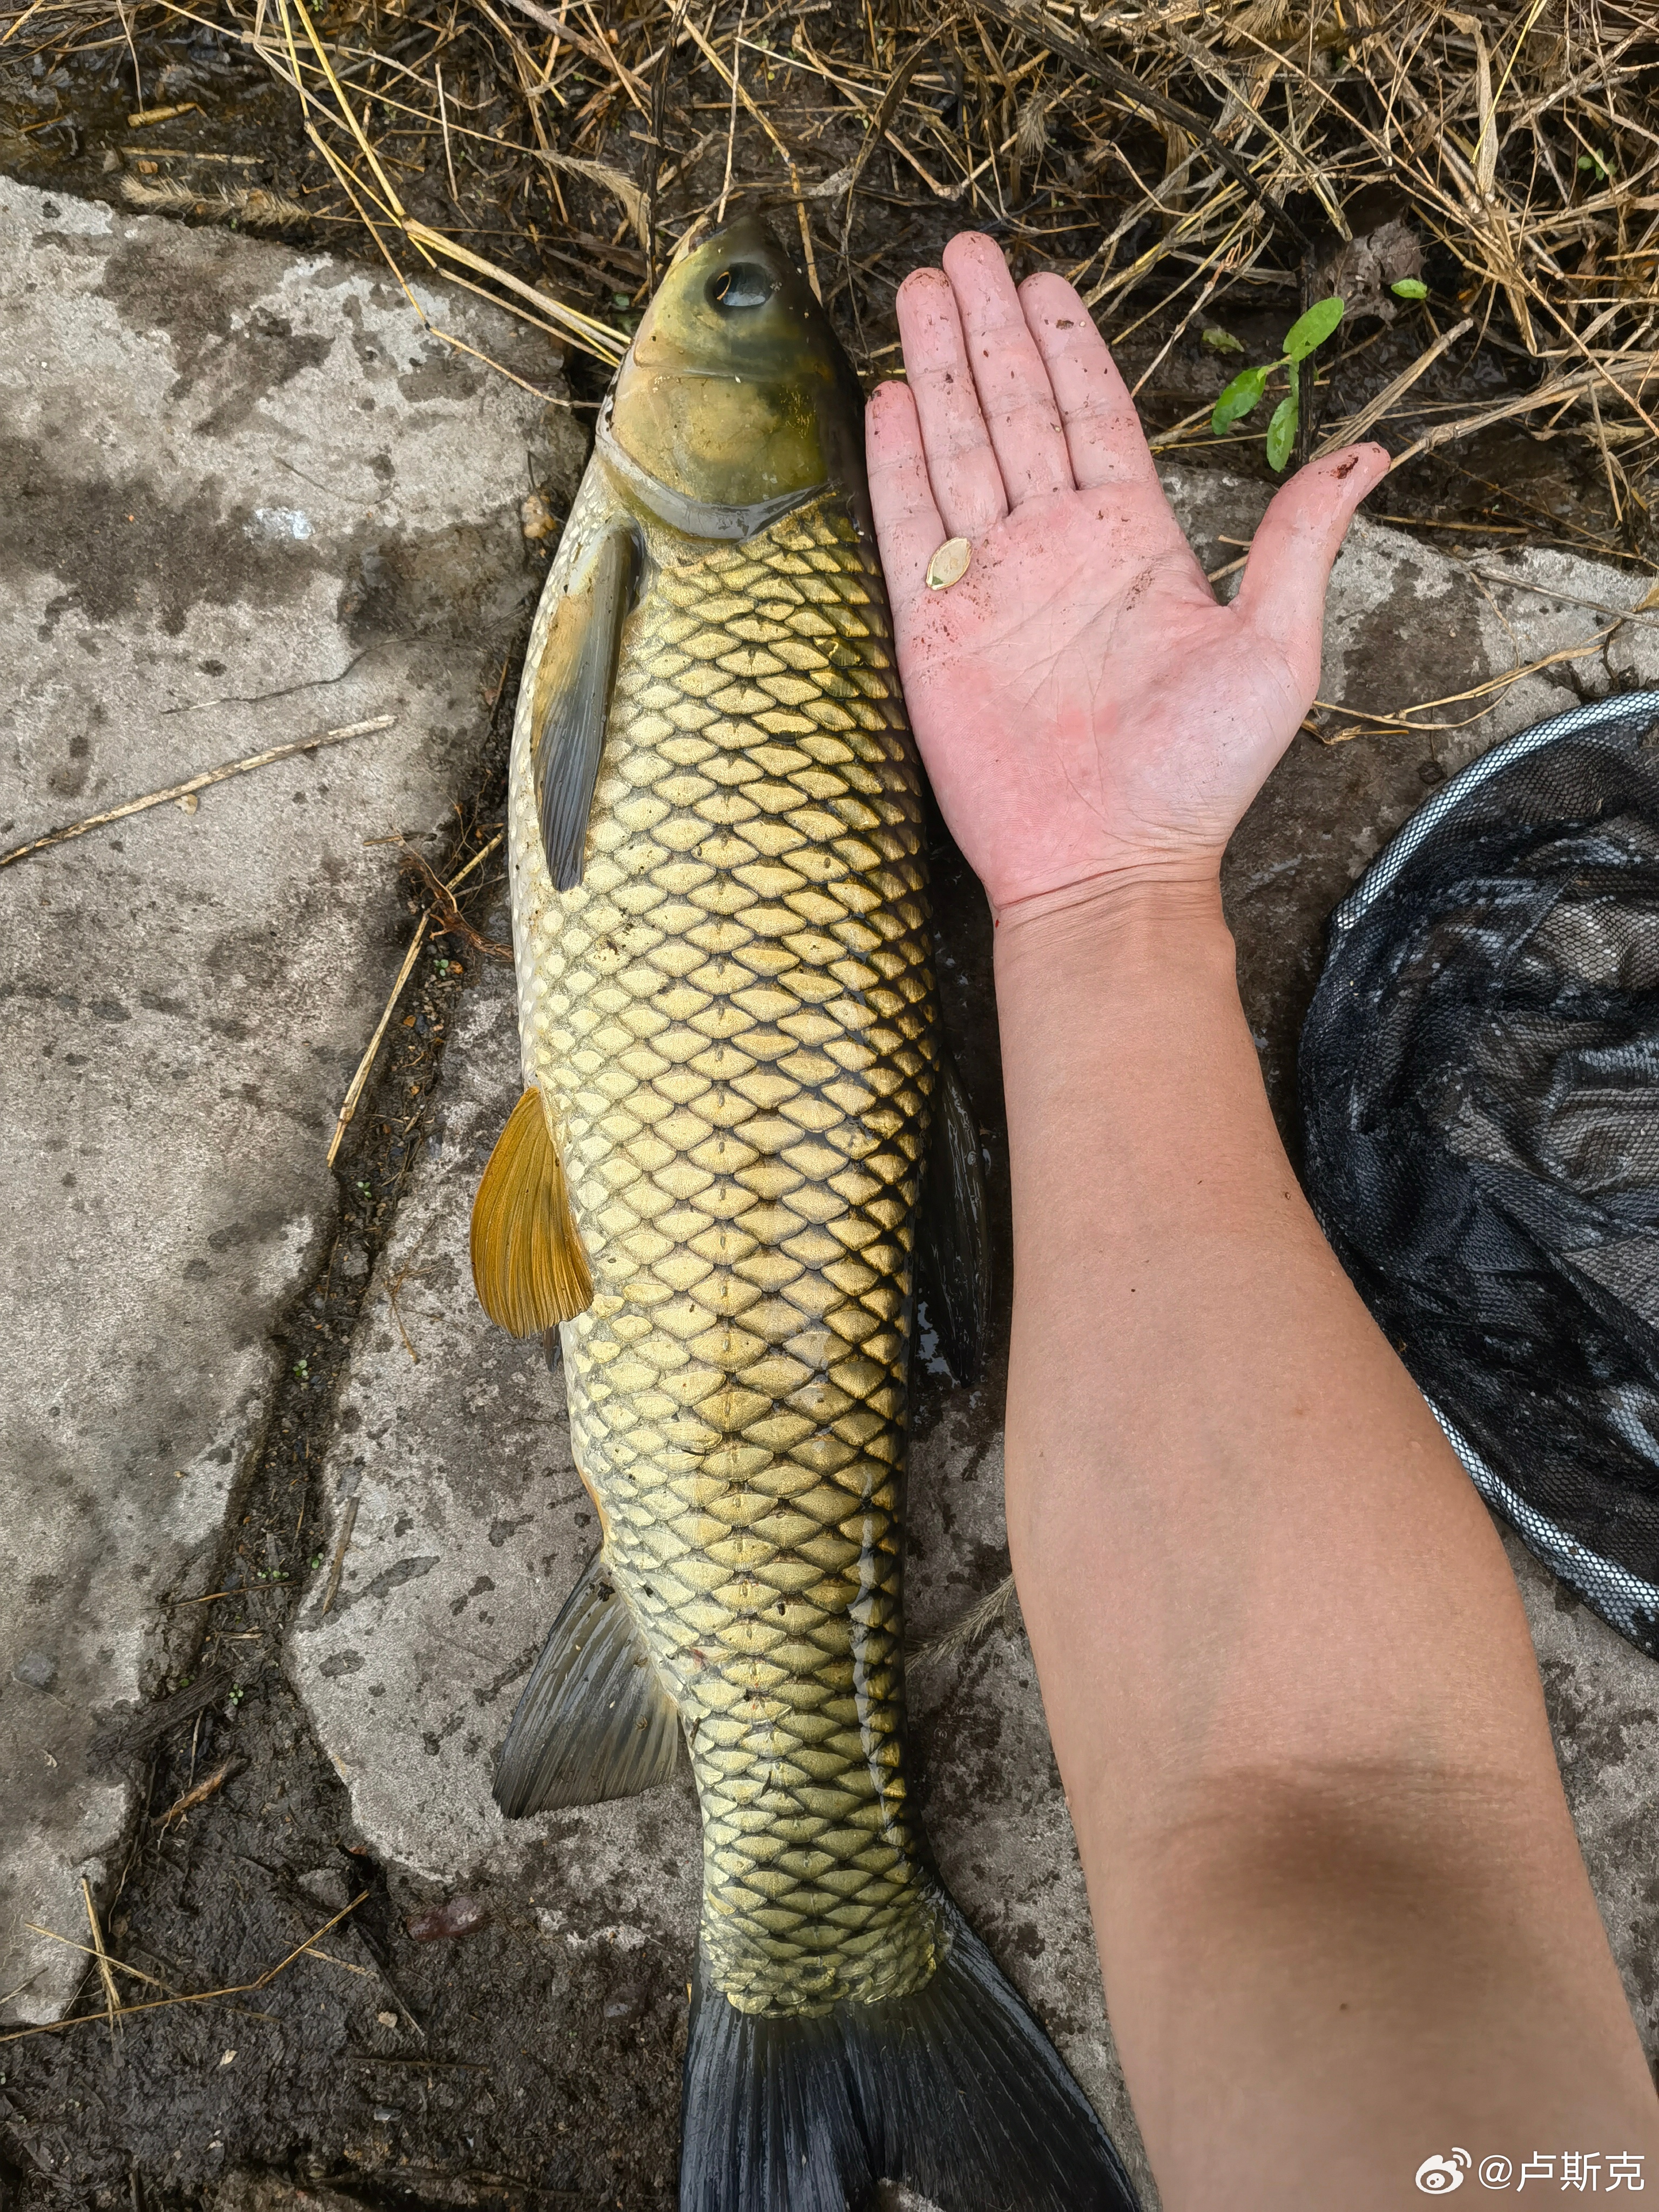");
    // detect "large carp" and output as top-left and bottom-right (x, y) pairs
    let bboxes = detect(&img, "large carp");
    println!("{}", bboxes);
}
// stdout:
(470, 217), (1138, 2212)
